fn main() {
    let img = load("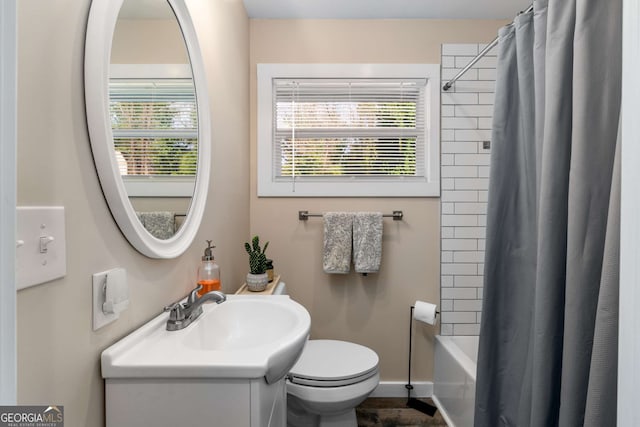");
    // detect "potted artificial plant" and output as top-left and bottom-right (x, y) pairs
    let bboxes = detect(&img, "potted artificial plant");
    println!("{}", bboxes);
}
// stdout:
(244, 235), (269, 291)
